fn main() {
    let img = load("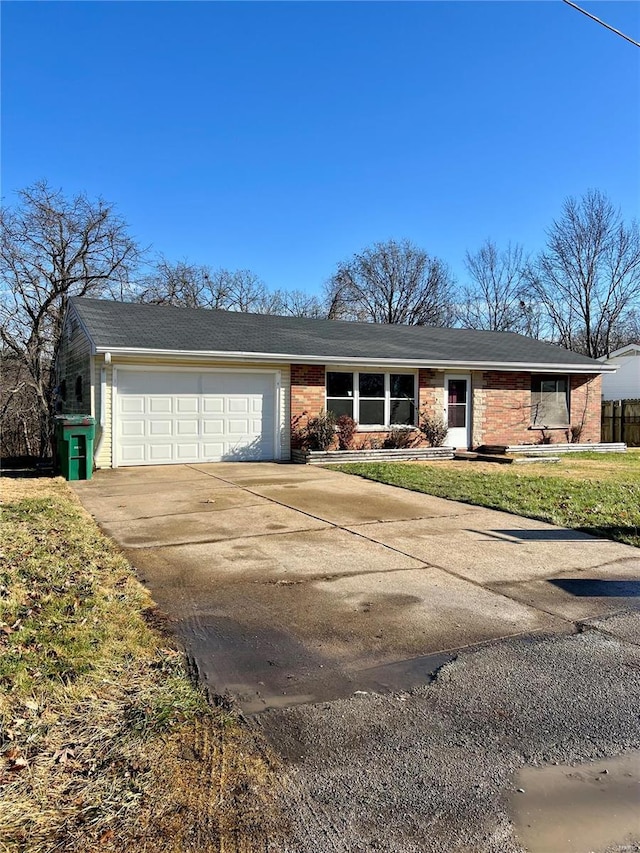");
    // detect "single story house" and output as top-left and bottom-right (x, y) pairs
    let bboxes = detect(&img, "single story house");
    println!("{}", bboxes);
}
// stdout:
(599, 344), (640, 401)
(56, 297), (614, 467)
